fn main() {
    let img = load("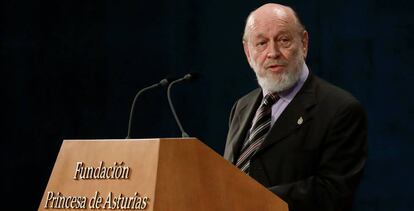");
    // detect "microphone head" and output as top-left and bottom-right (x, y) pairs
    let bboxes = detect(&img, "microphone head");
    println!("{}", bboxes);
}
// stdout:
(183, 72), (199, 81)
(159, 79), (169, 86)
